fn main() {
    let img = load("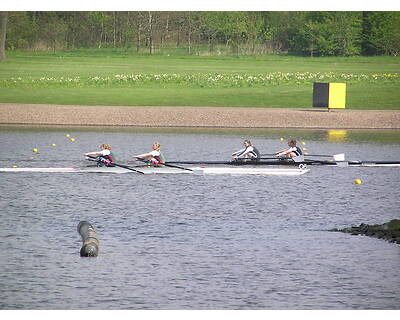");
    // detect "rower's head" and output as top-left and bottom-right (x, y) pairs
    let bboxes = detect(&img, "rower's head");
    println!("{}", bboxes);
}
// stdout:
(243, 140), (252, 147)
(288, 139), (297, 147)
(152, 142), (161, 151)
(100, 143), (112, 150)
